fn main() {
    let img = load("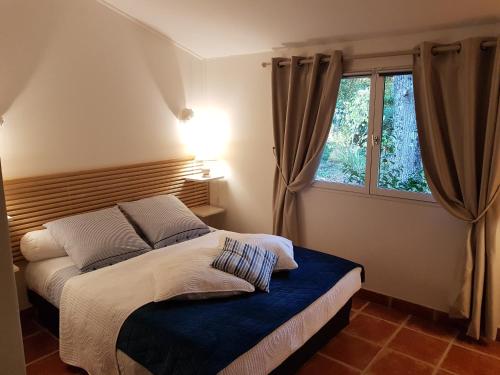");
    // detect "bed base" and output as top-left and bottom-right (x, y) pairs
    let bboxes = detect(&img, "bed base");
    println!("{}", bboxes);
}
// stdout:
(28, 290), (352, 374)
(271, 298), (351, 374)
(28, 290), (60, 337)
